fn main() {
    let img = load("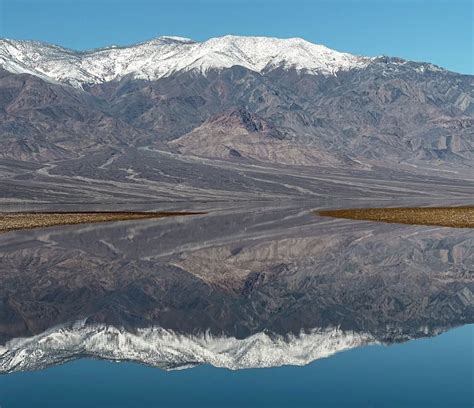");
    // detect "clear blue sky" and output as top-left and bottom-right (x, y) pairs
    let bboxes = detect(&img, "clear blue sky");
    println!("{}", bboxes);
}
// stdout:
(0, 0), (472, 74)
